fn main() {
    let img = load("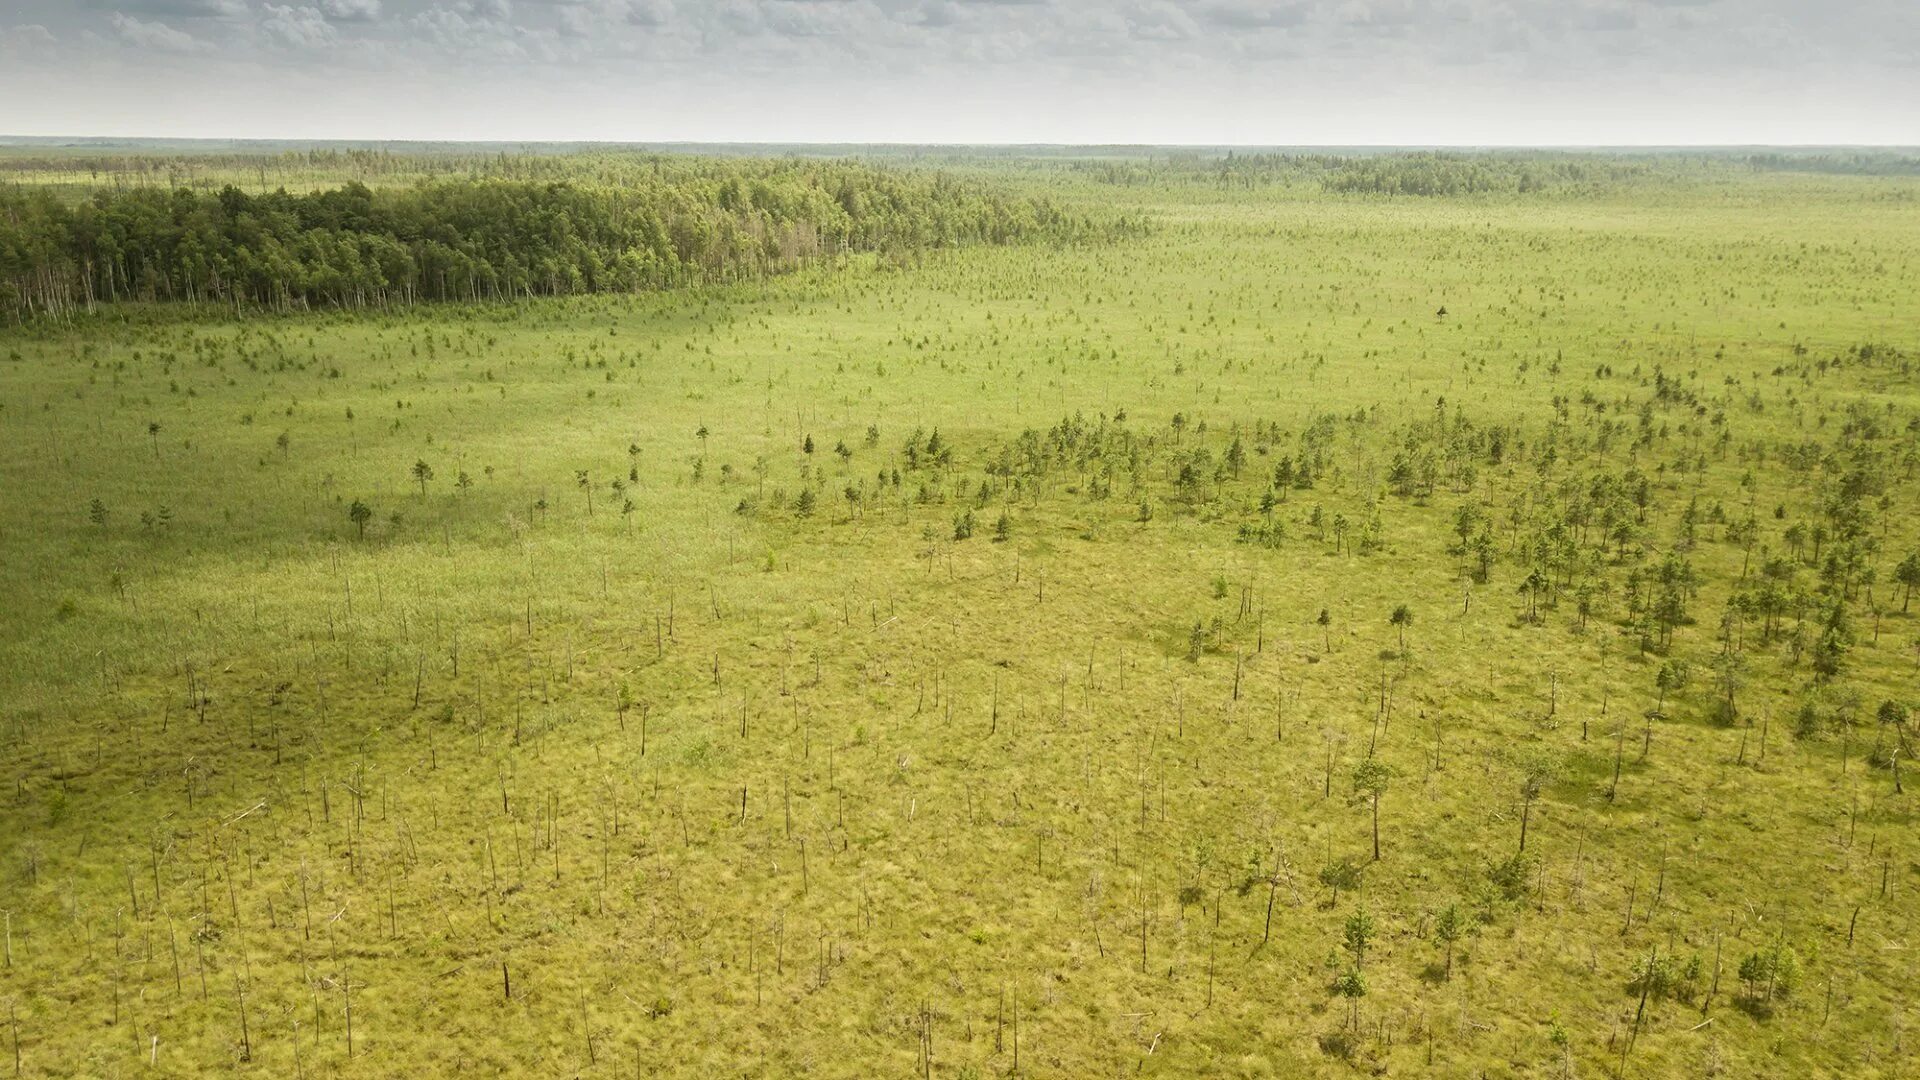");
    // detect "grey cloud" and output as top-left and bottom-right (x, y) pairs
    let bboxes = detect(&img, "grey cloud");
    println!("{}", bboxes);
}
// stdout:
(1583, 8), (1635, 32)
(319, 0), (383, 21)
(109, 11), (213, 50)
(263, 4), (339, 46)
(100, 0), (250, 17)
(1, 23), (59, 49)
(411, 0), (529, 57)
(1, 0), (1913, 142)
(551, 3), (602, 35)
(909, 2), (959, 27)
(710, 1), (866, 40)
(1125, 2), (1200, 42)
(1331, 0), (1424, 34)
(1200, 3), (1307, 30)
(752, 2), (847, 38)
(551, 0), (669, 36)
(626, 0), (672, 27)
